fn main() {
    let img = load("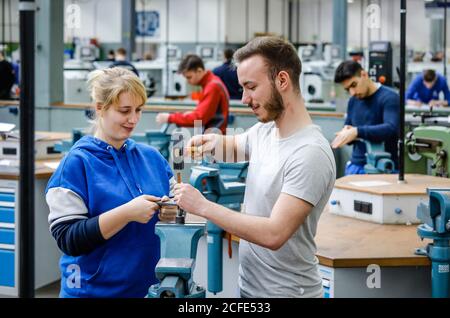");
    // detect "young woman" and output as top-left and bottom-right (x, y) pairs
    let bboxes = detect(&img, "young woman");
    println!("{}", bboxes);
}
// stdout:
(46, 67), (174, 297)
